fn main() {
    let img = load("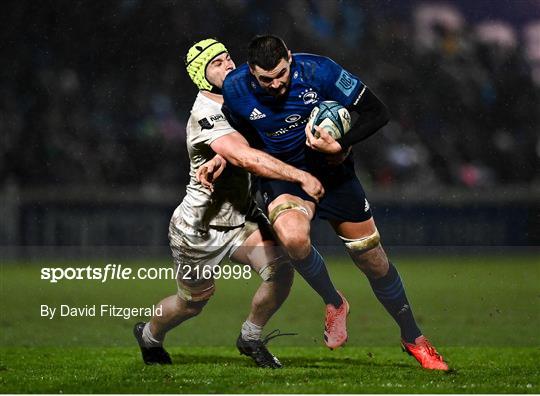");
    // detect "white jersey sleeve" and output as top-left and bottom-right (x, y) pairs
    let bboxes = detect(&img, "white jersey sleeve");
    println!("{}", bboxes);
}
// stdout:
(175, 92), (254, 233)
